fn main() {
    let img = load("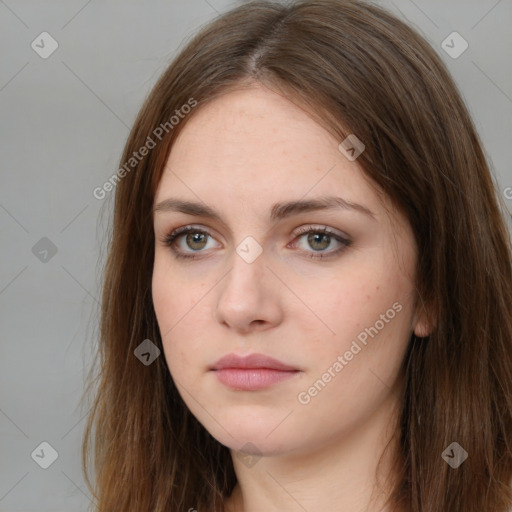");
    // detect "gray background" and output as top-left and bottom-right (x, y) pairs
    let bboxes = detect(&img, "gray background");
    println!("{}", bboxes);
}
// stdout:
(1, 0), (511, 510)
